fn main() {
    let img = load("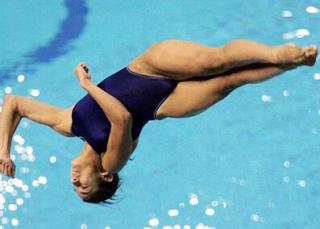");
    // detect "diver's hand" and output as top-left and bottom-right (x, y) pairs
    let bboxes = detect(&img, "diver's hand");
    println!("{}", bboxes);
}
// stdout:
(0, 153), (16, 178)
(74, 62), (92, 88)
